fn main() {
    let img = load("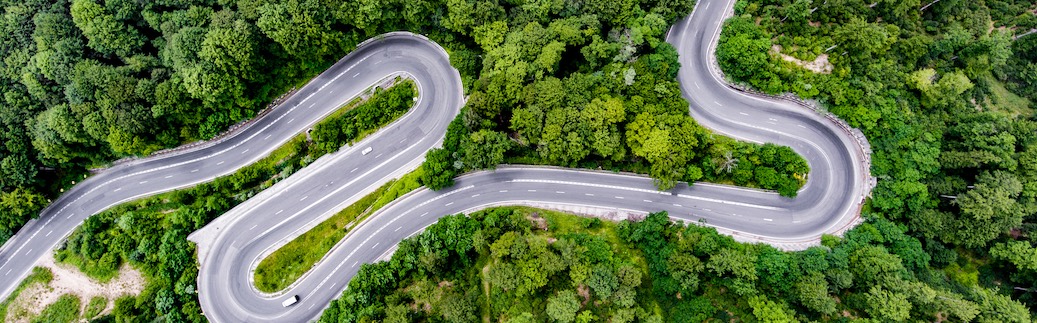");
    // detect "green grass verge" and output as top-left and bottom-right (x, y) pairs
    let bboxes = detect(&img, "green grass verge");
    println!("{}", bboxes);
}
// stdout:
(253, 180), (391, 292)
(371, 167), (425, 211)
(0, 267), (53, 321)
(253, 166), (426, 293)
(31, 294), (80, 323)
